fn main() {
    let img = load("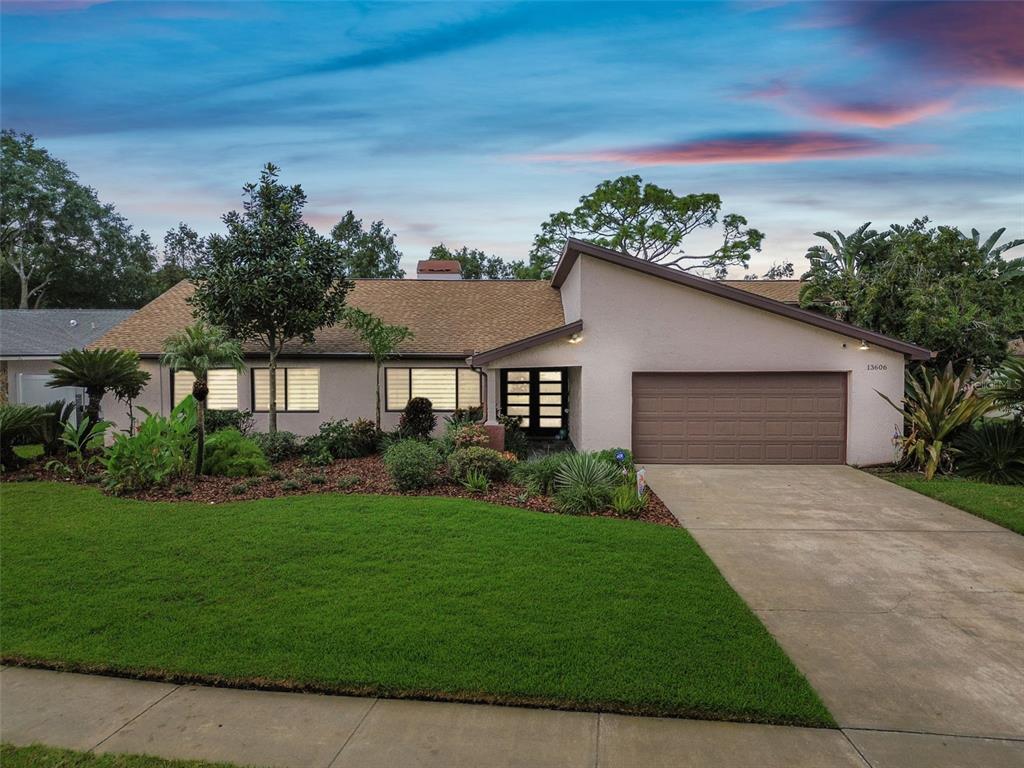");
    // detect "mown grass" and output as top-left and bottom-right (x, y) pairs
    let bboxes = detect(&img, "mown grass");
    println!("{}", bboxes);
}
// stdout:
(885, 474), (1023, 535)
(1, 744), (243, 768)
(0, 482), (831, 726)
